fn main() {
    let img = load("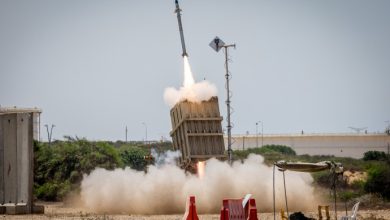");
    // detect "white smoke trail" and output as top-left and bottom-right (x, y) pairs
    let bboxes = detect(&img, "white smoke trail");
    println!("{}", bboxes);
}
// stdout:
(80, 154), (318, 214)
(151, 149), (181, 168)
(164, 56), (218, 107)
